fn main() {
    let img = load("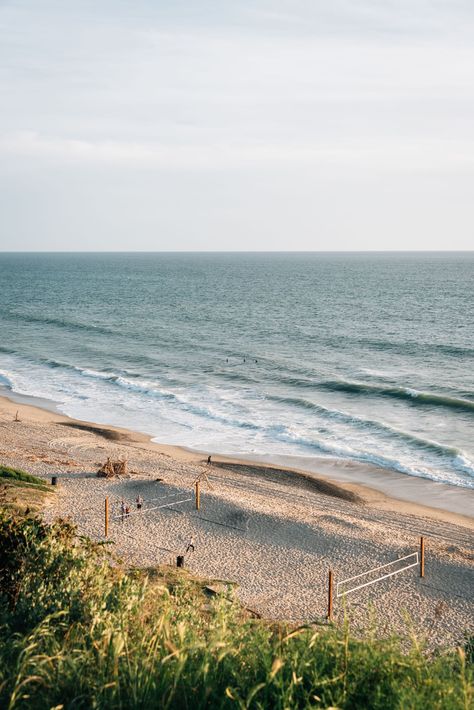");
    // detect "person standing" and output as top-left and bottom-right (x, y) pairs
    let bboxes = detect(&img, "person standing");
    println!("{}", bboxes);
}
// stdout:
(136, 494), (143, 510)
(120, 500), (126, 523)
(207, 455), (211, 465)
(186, 535), (195, 553)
